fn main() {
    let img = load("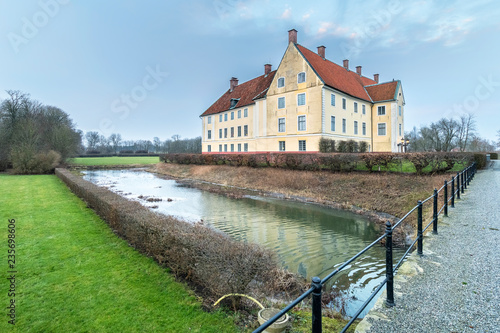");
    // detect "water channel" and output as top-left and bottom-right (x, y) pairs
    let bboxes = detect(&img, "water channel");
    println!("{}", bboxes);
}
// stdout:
(83, 169), (406, 317)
